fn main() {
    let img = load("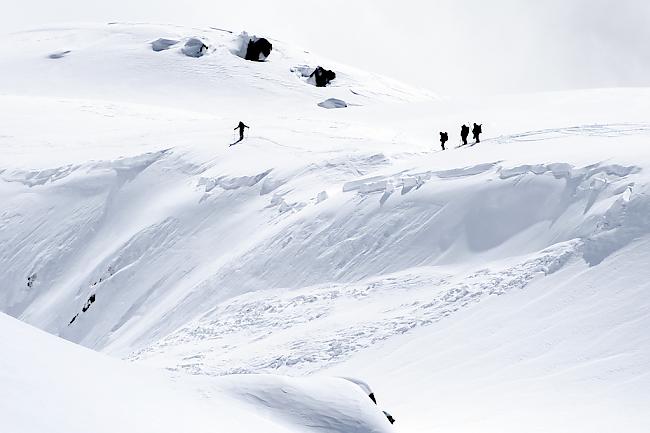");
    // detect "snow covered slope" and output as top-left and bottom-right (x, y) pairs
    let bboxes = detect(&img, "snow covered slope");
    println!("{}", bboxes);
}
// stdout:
(0, 312), (392, 433)
(2, 23), (650, 433)
(0, 23), (429, 114)
(325, 237), (650, 433)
